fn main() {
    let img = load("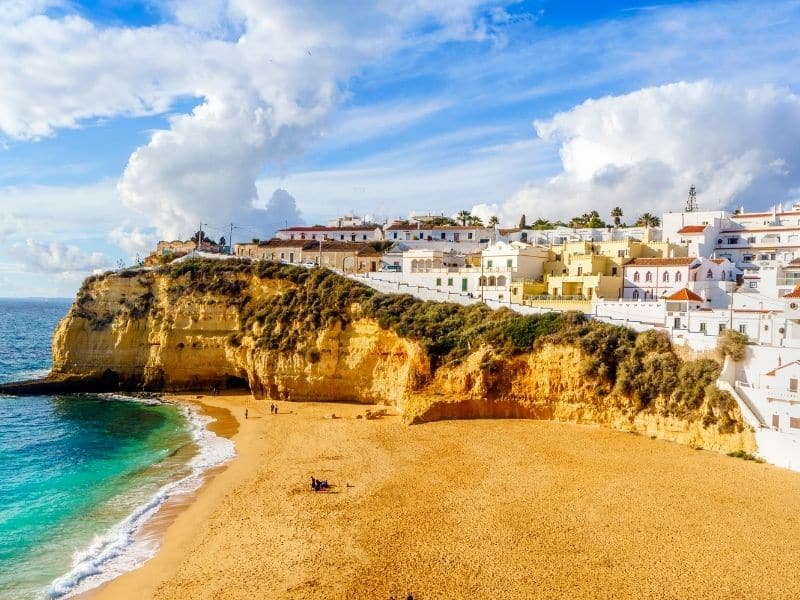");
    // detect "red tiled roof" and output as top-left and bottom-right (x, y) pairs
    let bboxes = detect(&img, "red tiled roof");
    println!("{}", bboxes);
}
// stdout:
(677, 225), (707, 234)
(385, 224), (488, 231)
(666, 288), (703, 301)
(278, 225), (376, 232)
(626, 257), (696, 267)
(784, 285), (800, 299)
